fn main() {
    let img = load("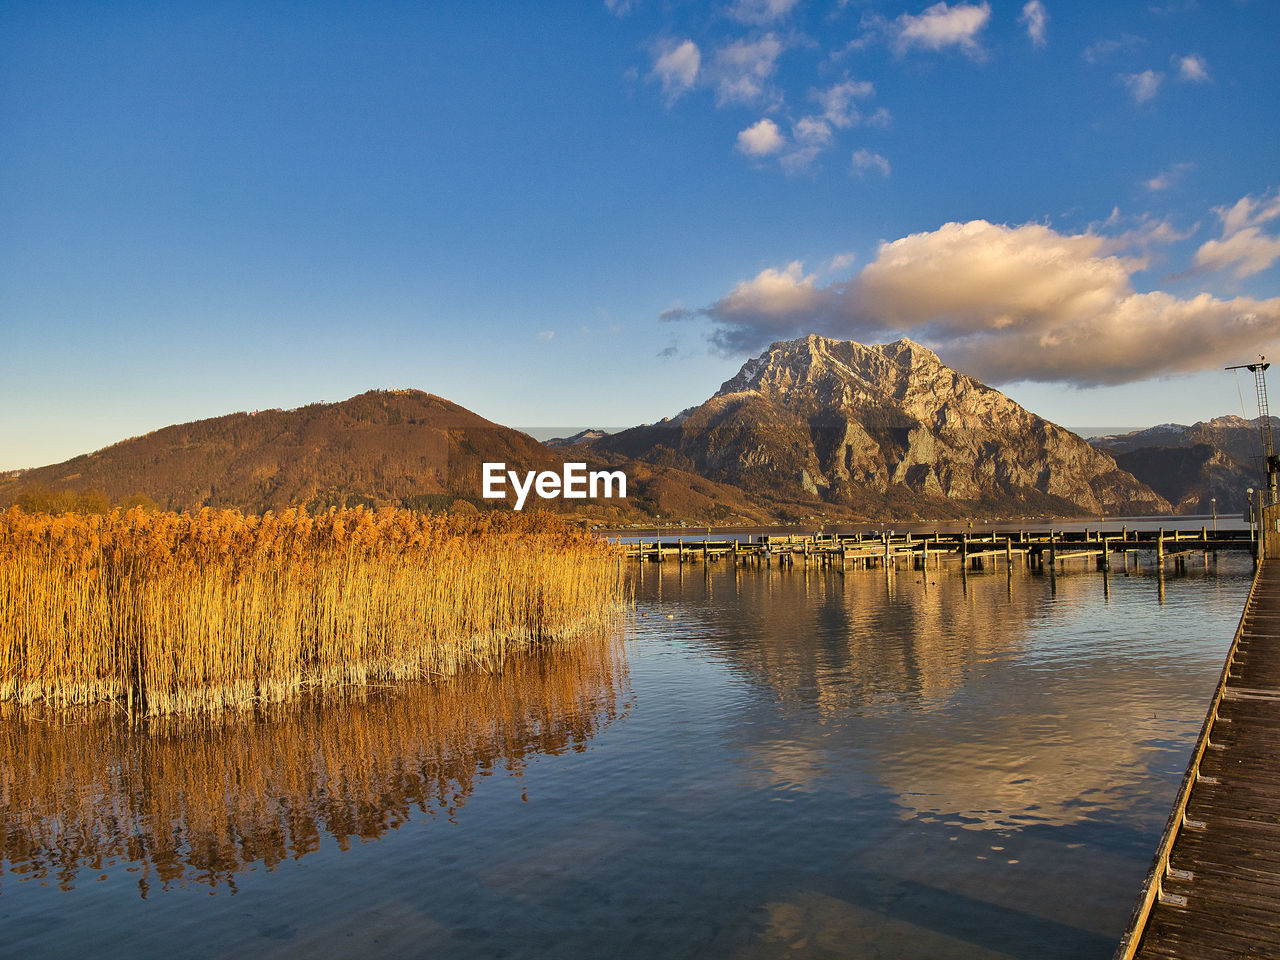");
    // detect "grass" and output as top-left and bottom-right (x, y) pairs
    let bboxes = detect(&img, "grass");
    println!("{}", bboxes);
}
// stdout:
(0, 505), (626, 717)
